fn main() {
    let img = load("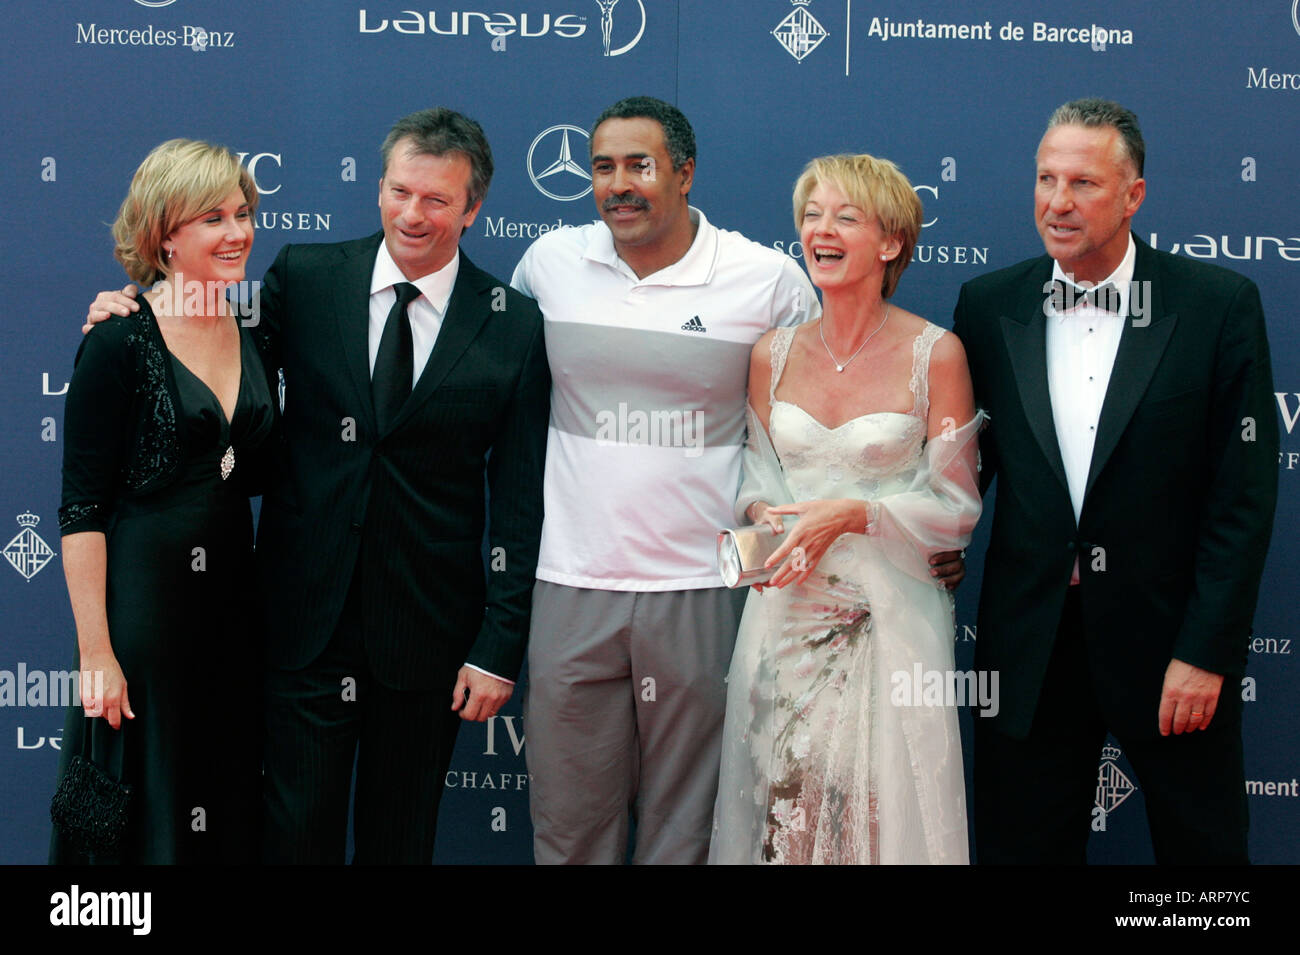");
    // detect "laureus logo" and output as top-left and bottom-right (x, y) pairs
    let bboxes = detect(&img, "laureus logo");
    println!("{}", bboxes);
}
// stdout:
(356, 5), (645, 57)
(1293, 0), (1300, 35)
(773, 0), (828, 62)
(527, 125), (593, 201)
(594, 0), (646, 56)
(133, 0), (178, 7)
